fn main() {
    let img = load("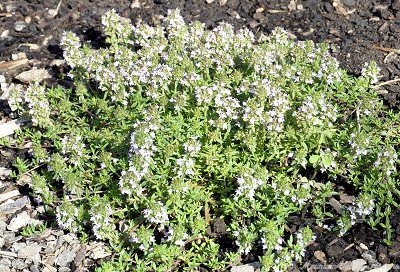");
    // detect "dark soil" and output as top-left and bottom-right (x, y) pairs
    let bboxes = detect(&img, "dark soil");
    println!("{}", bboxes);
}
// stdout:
(1, 0), (400, 271)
